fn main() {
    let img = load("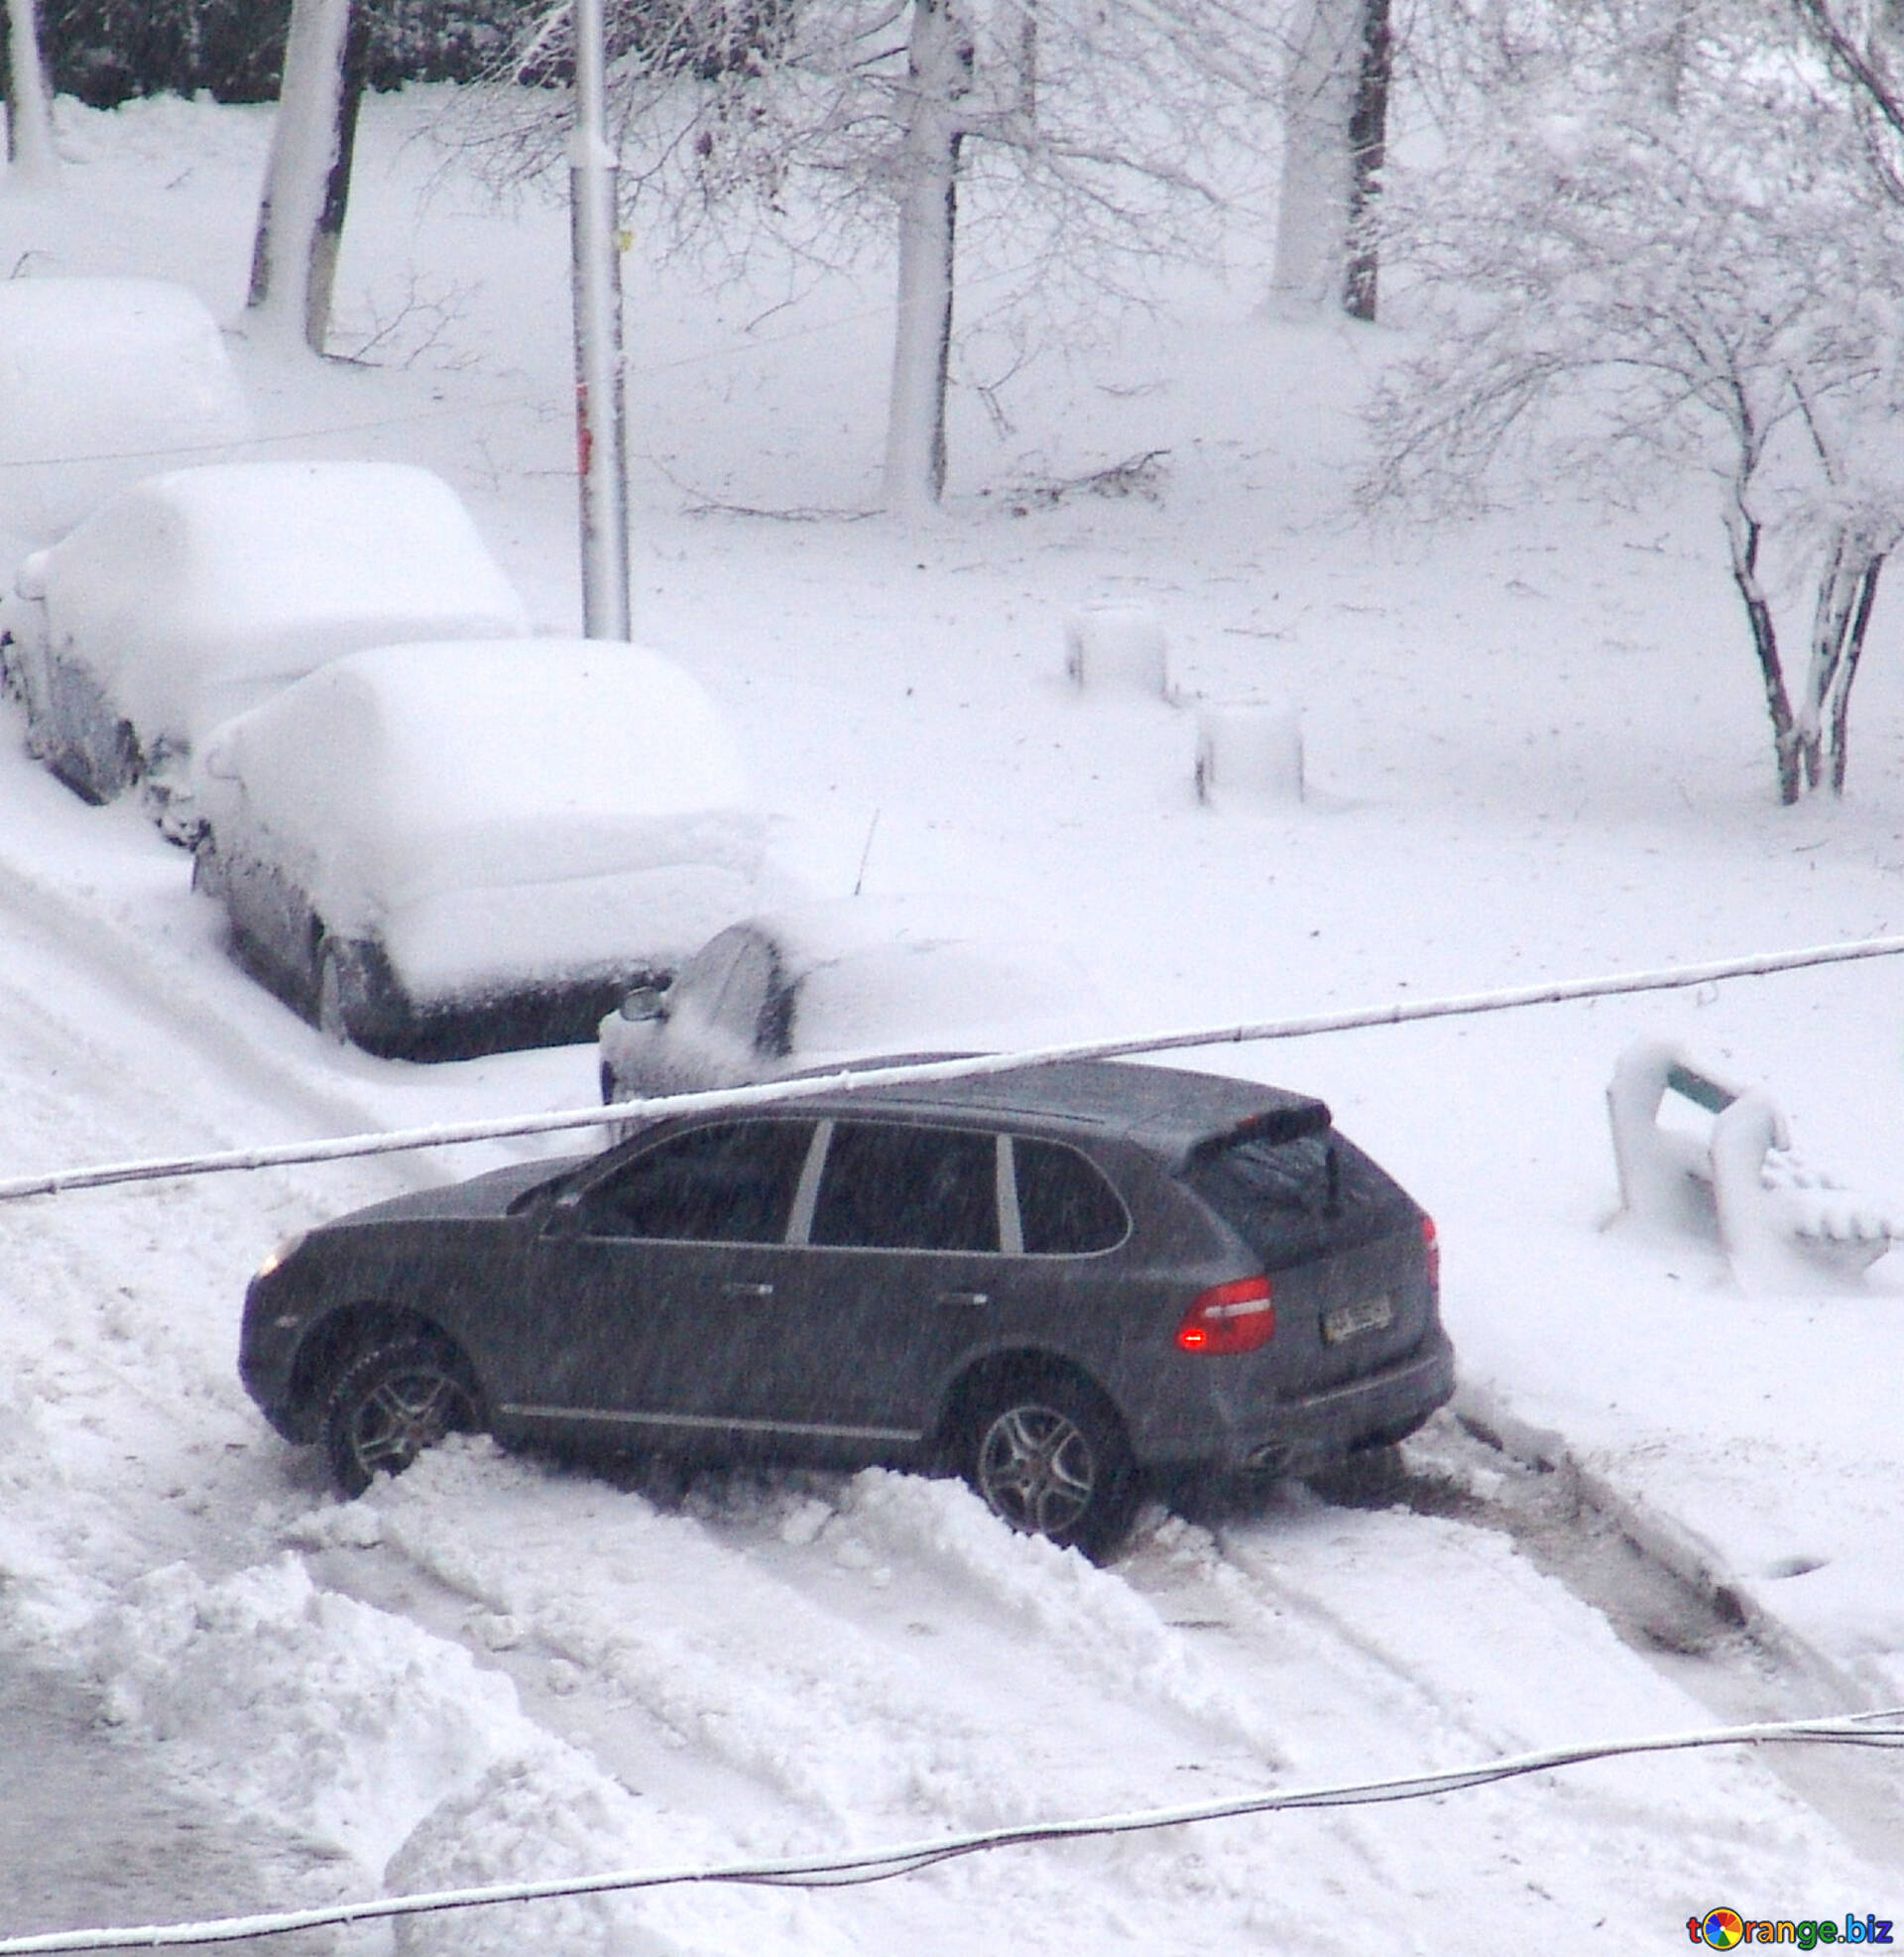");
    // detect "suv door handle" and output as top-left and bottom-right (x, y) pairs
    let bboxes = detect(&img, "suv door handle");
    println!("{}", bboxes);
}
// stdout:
(937, 1289), (990, 1306)
(722, 1282), (774, 1298)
